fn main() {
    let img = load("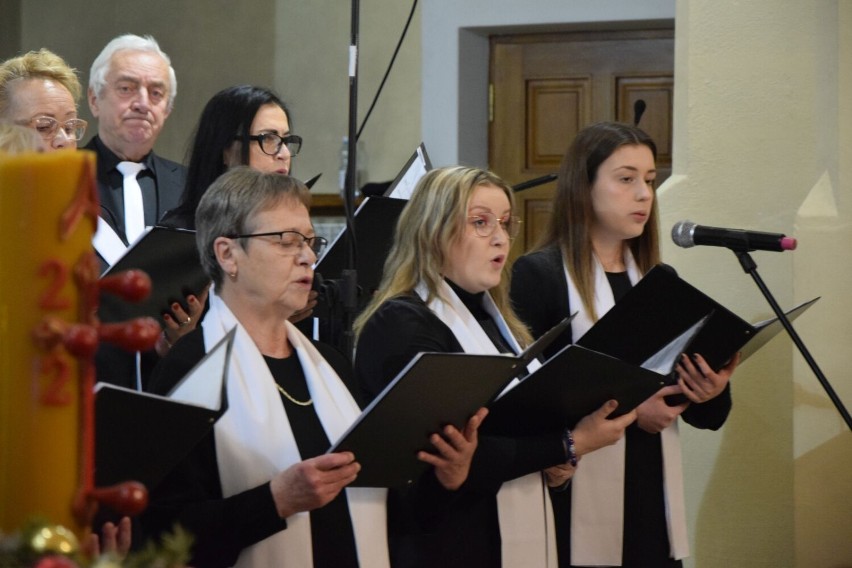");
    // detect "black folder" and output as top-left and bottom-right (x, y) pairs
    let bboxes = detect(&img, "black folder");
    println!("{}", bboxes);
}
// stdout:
(328, 317), (573, 488)
(303, 173), (321, 189)
(314, 143), (431, 300)
(314, 196), (407, 299)
(98, 226), (209, 324)
(383, 142), (432, 199)
(576, 265), (819, 373)
(482, 344), (668, 437)
(329, 352), (520, 487)
(94, 328), (235, 490)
